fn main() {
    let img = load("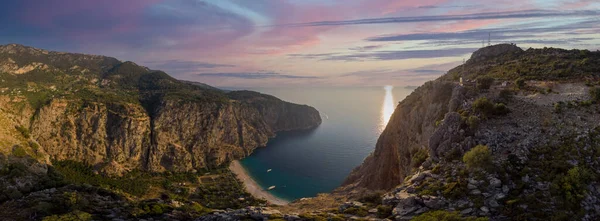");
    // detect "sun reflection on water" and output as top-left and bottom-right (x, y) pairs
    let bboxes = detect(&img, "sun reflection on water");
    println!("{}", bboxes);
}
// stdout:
(380, 85), (395, 132)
